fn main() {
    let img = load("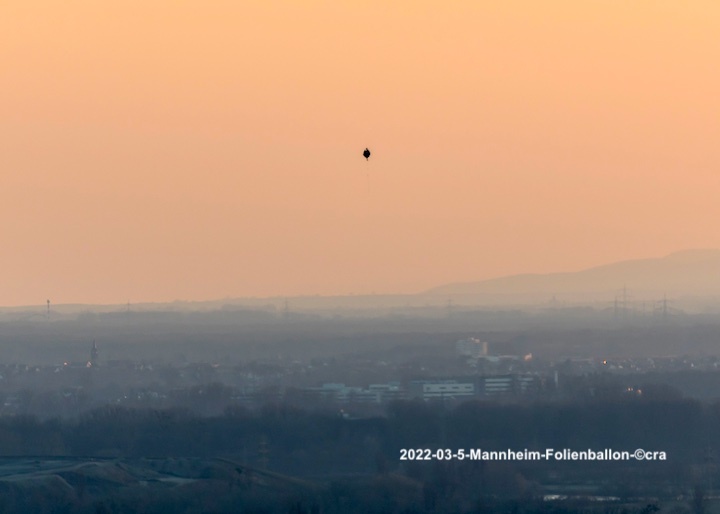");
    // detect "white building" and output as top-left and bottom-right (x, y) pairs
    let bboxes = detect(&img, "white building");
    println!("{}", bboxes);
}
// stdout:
(456, 338), (488, 358)
(409, 380), (475, 399)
